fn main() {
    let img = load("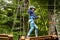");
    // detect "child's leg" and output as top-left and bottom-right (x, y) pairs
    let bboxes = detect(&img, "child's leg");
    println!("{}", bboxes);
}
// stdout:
(27, 27), (34, 37)
(34, 24), (38, 37)
(27, 20), (34, 37)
